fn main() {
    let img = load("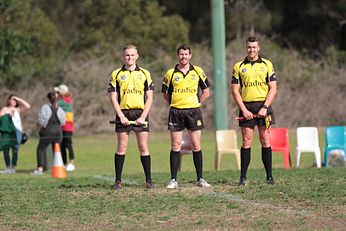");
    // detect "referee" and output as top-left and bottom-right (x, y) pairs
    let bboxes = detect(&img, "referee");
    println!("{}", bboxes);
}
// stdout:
(231, 36), (277, 186)
(108, 45), (154, 190)
(162, 44), (211, 189)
